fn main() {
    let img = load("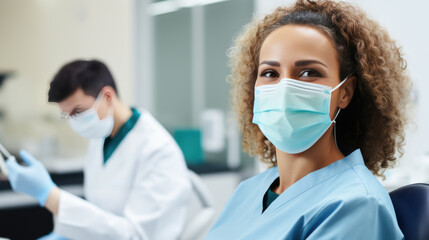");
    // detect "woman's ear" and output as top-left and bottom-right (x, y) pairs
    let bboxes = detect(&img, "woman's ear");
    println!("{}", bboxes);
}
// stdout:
(338, 76), (356, 109)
